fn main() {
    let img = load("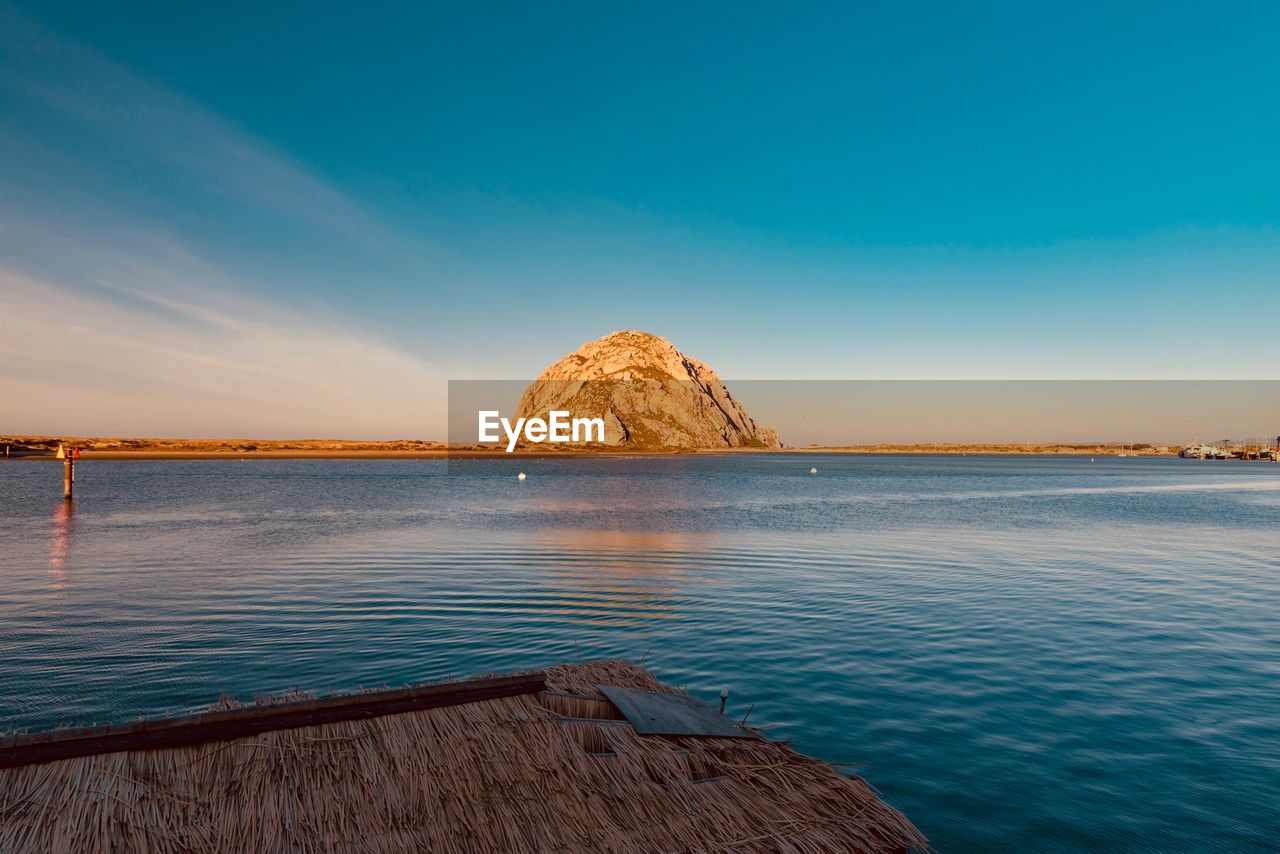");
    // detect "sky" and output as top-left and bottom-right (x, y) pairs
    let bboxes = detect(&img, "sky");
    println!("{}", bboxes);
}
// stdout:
(1, 2), (1278, 439)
